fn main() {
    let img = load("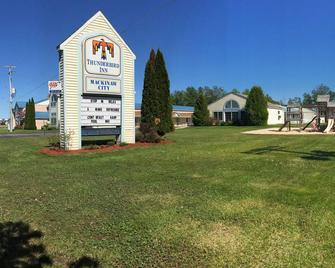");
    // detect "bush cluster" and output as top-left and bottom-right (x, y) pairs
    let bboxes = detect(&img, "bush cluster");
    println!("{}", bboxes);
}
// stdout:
(138, 123), (161, 143)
